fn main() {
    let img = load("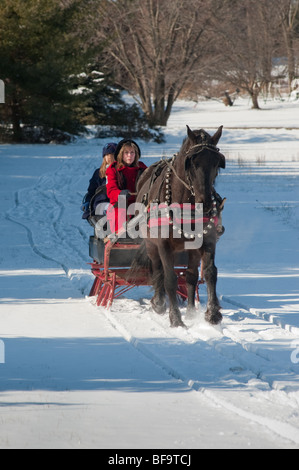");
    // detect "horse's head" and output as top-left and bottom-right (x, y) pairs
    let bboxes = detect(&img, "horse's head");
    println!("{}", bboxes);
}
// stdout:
(186, 124), (223, 152)
(184, 125), (225, 213)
